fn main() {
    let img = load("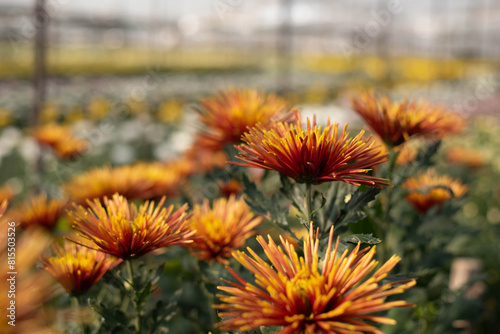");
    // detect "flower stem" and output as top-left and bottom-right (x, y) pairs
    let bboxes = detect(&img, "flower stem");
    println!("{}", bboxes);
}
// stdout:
(126, 260), (142, 334)
(72, 295), (90, 334)
(305, 183), (313, 226)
